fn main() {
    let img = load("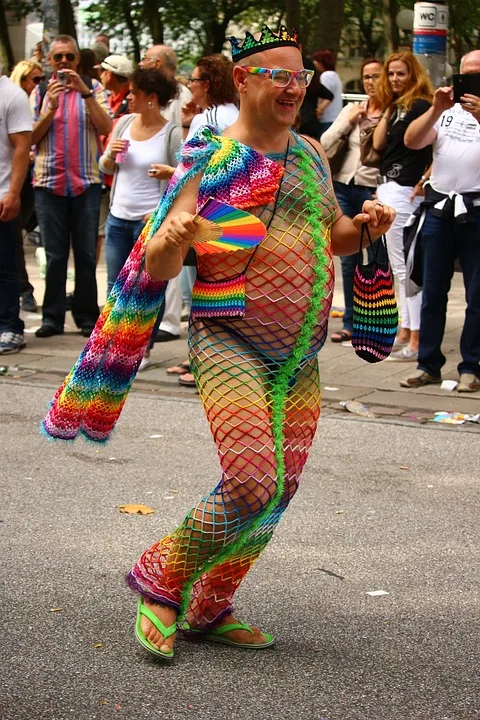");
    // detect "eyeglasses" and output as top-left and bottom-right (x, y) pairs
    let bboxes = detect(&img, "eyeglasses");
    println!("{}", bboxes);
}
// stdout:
(53, 52), (76, 62)
(242, 67), (314, 89)
(31, 75), (46, 85)
(188, 76), (208, 84)
(362, 74), (381, 82)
